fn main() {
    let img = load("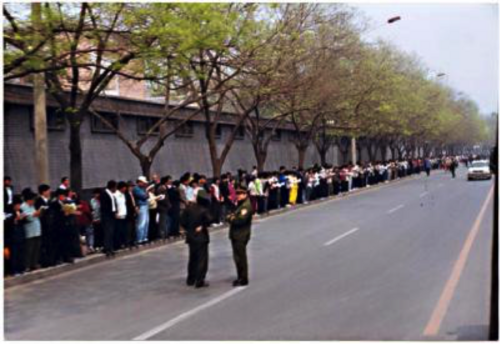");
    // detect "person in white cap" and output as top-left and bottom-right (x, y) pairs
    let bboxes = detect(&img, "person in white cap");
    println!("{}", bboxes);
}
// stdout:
(133, 176), (153, 244)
